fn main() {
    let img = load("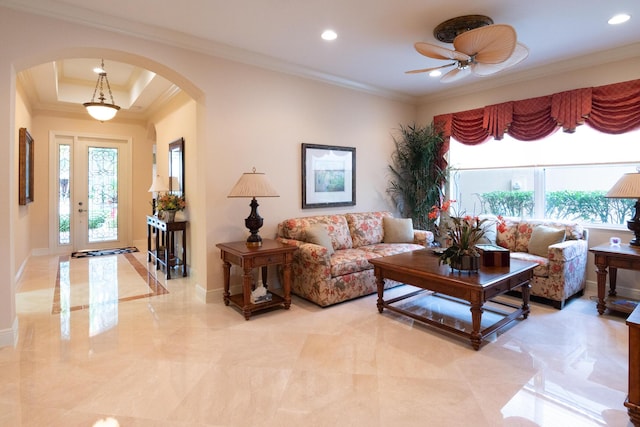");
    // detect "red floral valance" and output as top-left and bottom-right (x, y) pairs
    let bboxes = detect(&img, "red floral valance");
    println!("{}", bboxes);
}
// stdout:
(434, 78), (640, 146)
